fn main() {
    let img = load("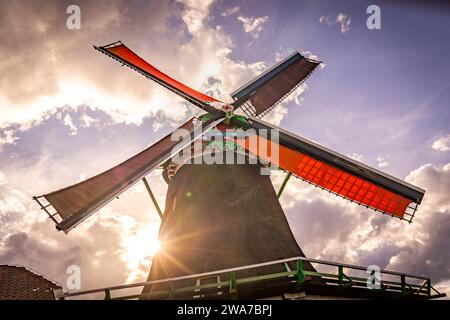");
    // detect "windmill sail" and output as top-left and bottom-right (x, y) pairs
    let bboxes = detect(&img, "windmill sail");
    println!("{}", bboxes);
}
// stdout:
(94, 41), (225, 116)
(233, 117), (424, 221)
(34, 116), (224, 233)
(231, 52), (320, 118)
